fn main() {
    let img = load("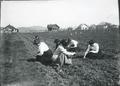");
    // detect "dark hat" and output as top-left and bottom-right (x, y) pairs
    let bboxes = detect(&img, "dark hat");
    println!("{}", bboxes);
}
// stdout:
(60, 39), (68, 47)
(54, 39), (60, 44)
(88, 40), (95, 45)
